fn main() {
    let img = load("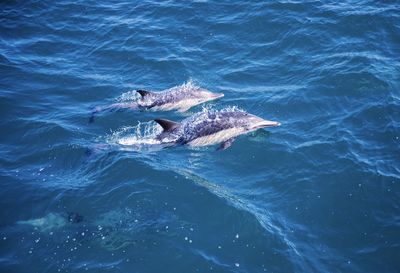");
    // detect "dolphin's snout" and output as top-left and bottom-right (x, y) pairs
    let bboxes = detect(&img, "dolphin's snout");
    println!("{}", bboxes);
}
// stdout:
(211, 92), (224, 99)
(267, 121), (281, 127)
(261, 120), (281, 127)
(253, 119), (281, 129)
